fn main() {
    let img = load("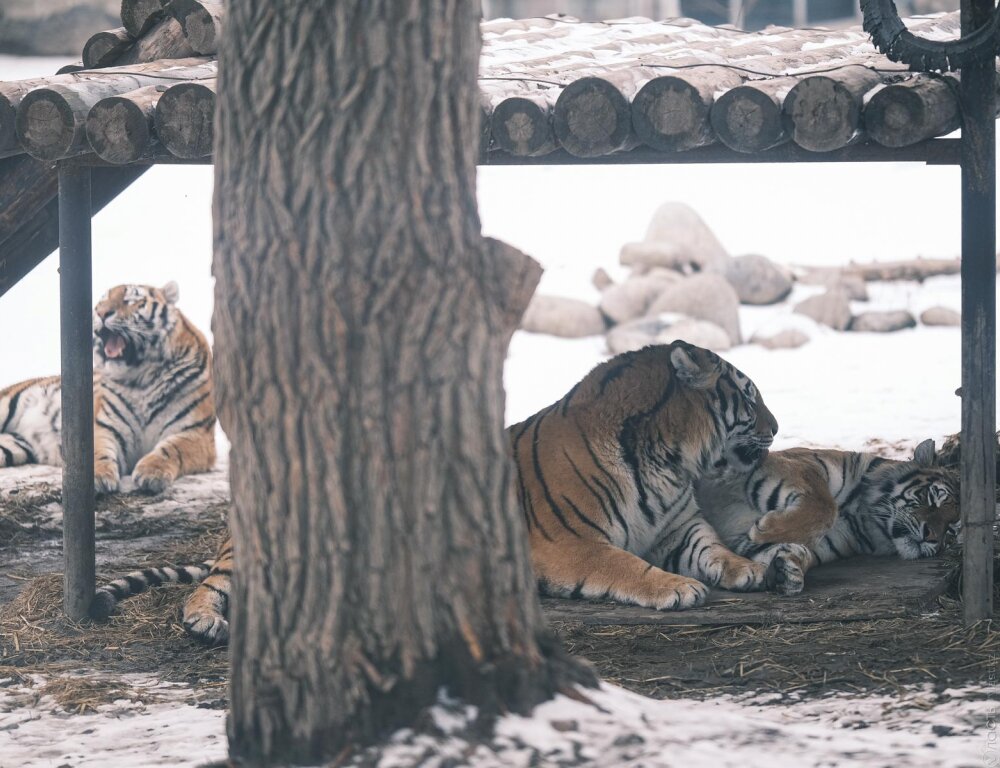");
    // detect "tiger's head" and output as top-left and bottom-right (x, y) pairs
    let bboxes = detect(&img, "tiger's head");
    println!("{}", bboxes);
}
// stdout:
(668, 342), (778, 478)
(873, 439), (960, 559)
(93, 282), (183, 375)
